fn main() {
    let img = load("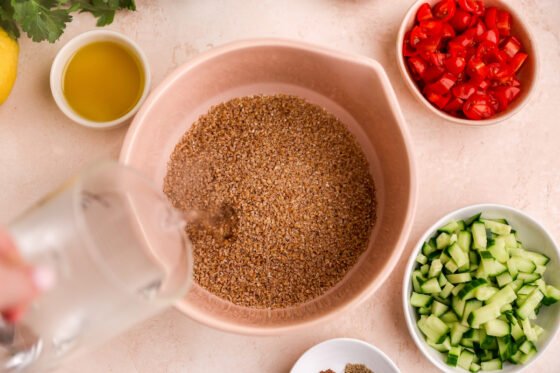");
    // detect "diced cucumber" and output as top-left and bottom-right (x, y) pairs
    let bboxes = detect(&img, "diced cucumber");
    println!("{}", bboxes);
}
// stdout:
(519, 340), (534, 354)
(503, 233), (517, 248)
(517, 273), (540, 284)
(458, 350), (475, 370)
(452, 283), (466, 296)
(450, 323), (469, 346)
(469, 362), (481, 372)
(423, 241), (437, 257)
(521, 318), (537, 342)
(447, 272), (472, 284)
(447, 346), (461, 366)
(428, 336), (452, 352)
(488, 237), (508, 263)
(465, 213), (481, 227)
(411, 292), (432, 308)
(481, 256), (508, 277)
(472, 223), (487, 250)
(437, 232), (451, 250)
(440, 282), (454, 299)
(418, 315), (450, 344)
(475, 286), (498, 301)
(484, 319), (510, 337)
(412, 215), (558, 371)
(497, 336), (513, 360)
(445, 259), (459, 273)
(469, 304), (500, 329)
(508, 256), (536, 273)
(458, 231), (472, 252)
(428, 259), (443, 278)
(517, 289), (544, 321)
(462, 300), (482, 327)
(432, 300), (449, 317)
(481, 219), (511, 235)
(452, 295), (467, 318)
(438, 272), (448, 287)
(496, 272), (513, 288)
(458, 279), (488, 300)
(439, 220), (460, 234)
(543, 285), (560, 306)
(416, 253), (428, 265)
(421, 278), (442, 294)
(449, 243), (469, 268)
(441, 310), (460, 323)
(480, 358), (502, 371)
